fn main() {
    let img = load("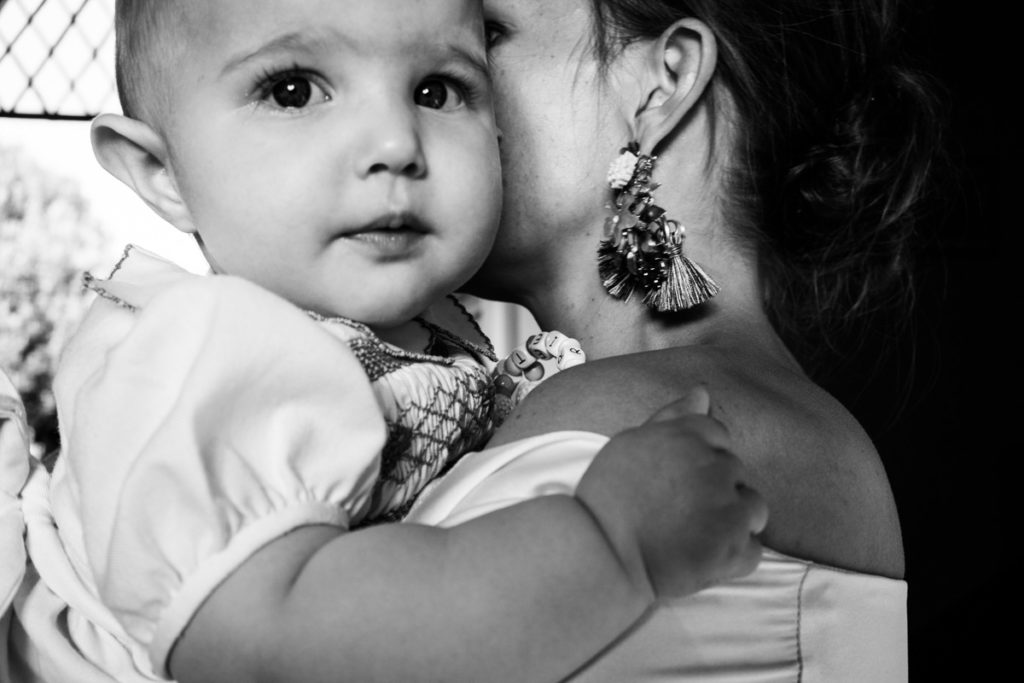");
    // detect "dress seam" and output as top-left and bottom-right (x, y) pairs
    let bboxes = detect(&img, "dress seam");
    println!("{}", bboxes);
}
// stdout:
(82, 272), (138, 312)
(795, 563), (811, 682)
